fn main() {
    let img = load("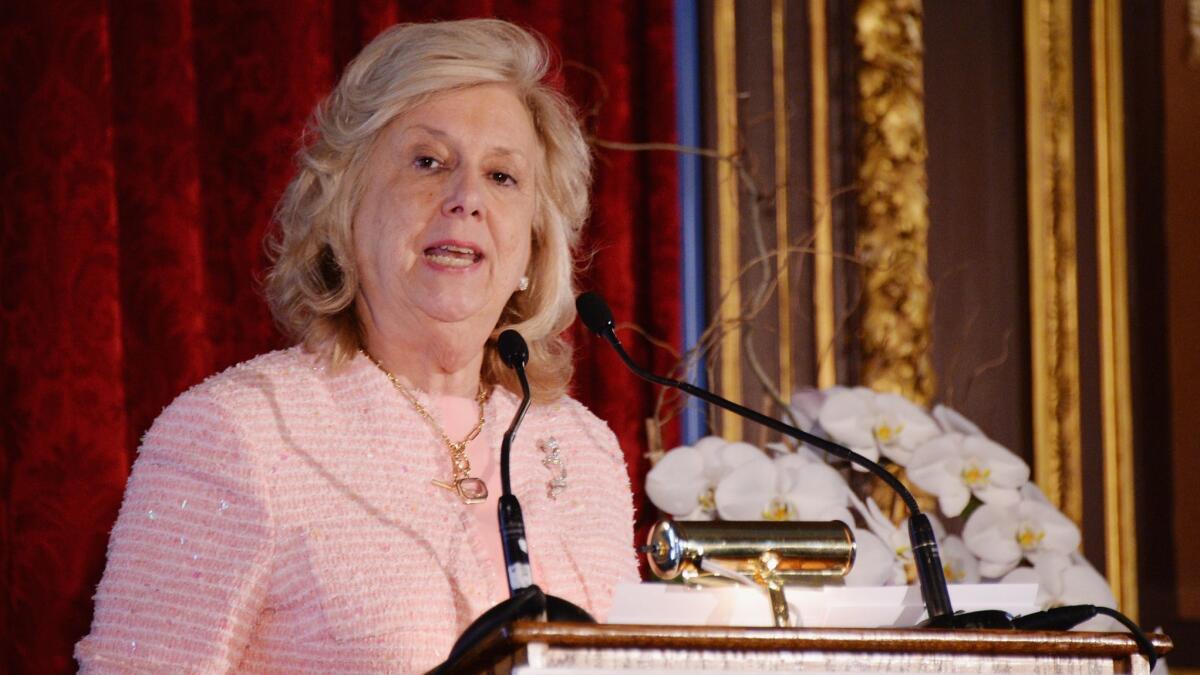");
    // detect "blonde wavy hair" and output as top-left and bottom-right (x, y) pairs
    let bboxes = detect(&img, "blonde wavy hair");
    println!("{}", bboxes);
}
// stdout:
(265, 19), (591, 402)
